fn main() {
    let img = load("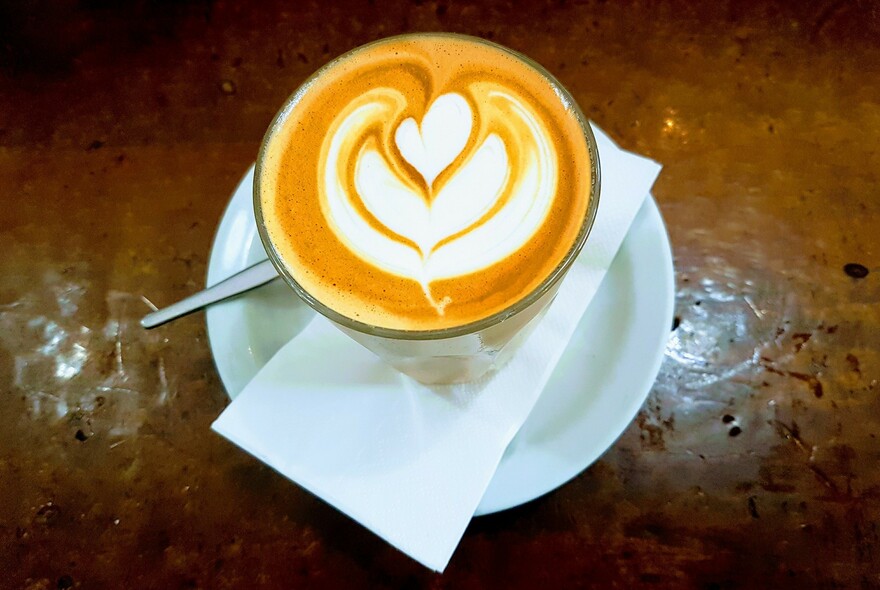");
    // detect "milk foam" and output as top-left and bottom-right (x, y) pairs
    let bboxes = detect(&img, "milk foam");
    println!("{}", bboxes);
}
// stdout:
(395, 93), (473, 187)
(260, 34), (593, 331)
(322, 90), (557, 313)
